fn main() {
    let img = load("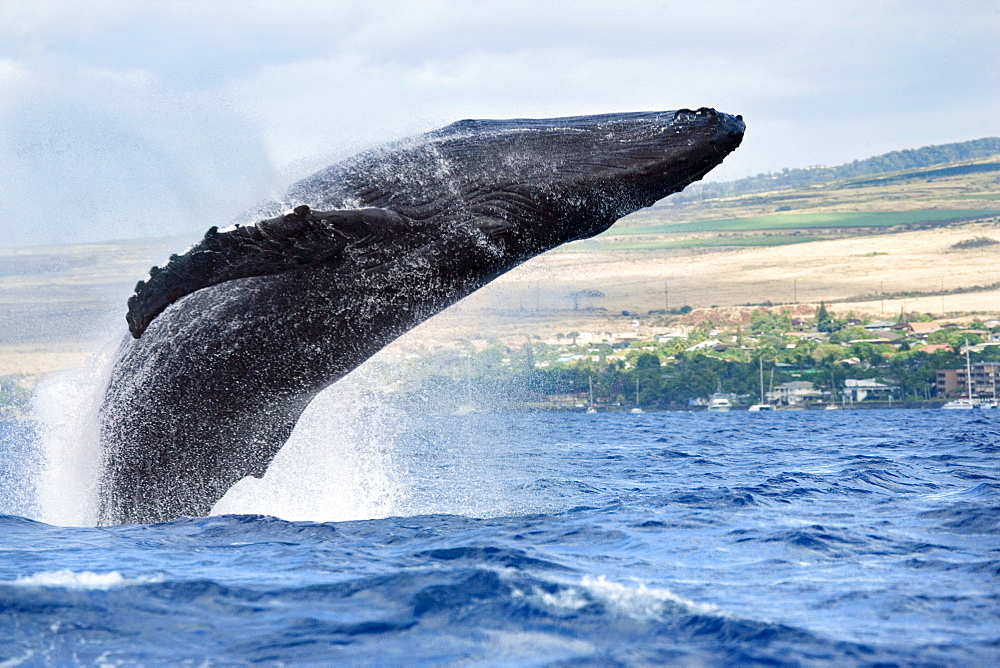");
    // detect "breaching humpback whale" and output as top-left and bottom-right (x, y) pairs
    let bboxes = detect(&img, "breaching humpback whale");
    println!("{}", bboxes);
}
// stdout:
(99, 108), (745, 525)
